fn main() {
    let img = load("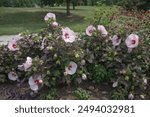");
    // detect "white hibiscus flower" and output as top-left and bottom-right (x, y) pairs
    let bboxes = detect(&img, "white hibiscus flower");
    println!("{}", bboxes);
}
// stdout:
(8, 40), (19, 51)
(28, 74), (43, 91)
(86, 25), (96, 36)
(125, 34), (139, 53)
(64, 61), (77, 75)
(8, 71), (18, 81)
(97, 25), (108, 37)
(62, 27), (76, 43)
